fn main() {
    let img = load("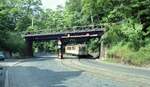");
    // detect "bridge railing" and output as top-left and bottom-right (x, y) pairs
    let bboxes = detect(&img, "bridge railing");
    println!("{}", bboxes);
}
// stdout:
(23, 25), (105, 35)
